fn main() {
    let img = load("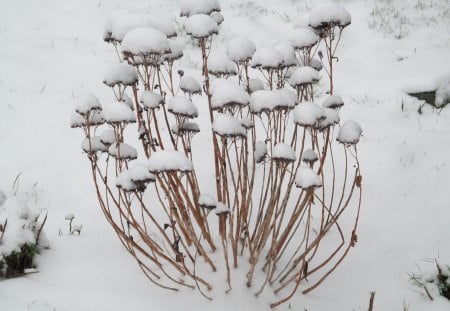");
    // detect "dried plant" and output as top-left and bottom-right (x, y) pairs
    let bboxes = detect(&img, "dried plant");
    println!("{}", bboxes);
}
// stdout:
(71, 1), (362, 307)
